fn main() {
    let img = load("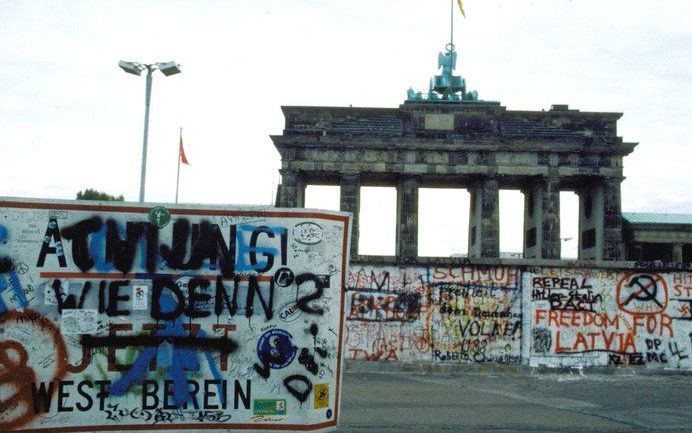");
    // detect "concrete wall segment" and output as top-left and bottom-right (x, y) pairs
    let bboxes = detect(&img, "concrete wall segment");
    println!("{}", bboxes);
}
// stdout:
(0, 198), (351, 432)
(347, 261), (691, 372)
